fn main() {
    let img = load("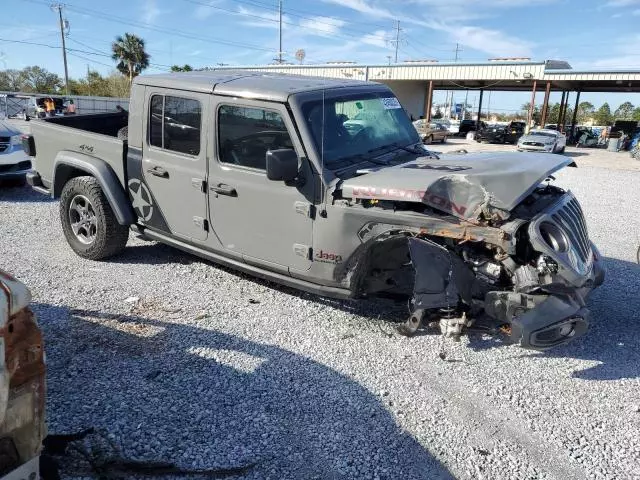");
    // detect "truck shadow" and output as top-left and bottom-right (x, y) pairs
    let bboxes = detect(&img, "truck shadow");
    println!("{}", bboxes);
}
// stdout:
(468, 256), (640, 381)
(0, 183), (54, 203)
(33, 302), (454, 480)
